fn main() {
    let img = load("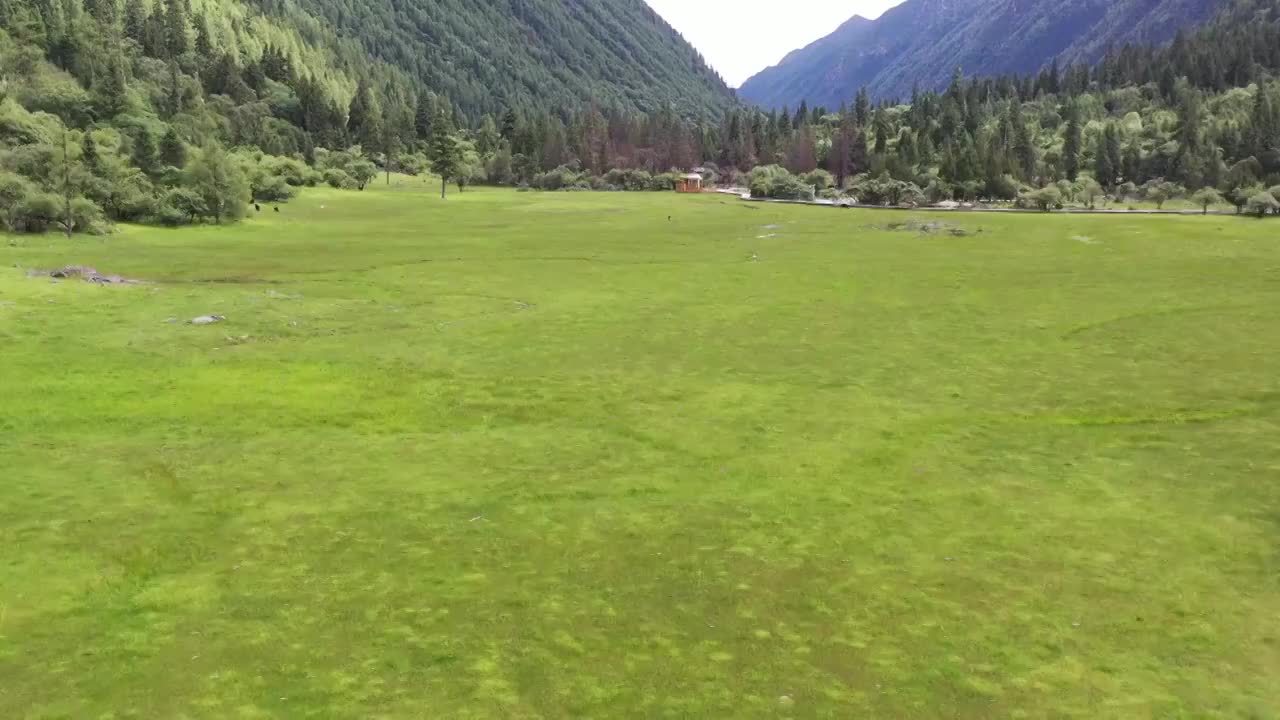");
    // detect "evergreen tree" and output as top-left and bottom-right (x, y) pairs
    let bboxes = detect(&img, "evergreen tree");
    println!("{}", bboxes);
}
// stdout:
(854, 88), (870, 128)
(1010, 102), (1036, 181)
(429, 108), (459, 199)
(162, 0), (188, 57)
(1095, 124), (1119, 188)
(1062, 101), (1082, 181)
(123, 0), (147, 44)
(94, 53), (129, 119)
(81, 131), (99, 173)
(159, 126), (186, 168)
(500, 108), (517, 139)
(1122, 141), (1143, 184)
(873, 108), (890, 156)
(131, 129), (157, 174)
(347, 82), (381, 148)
